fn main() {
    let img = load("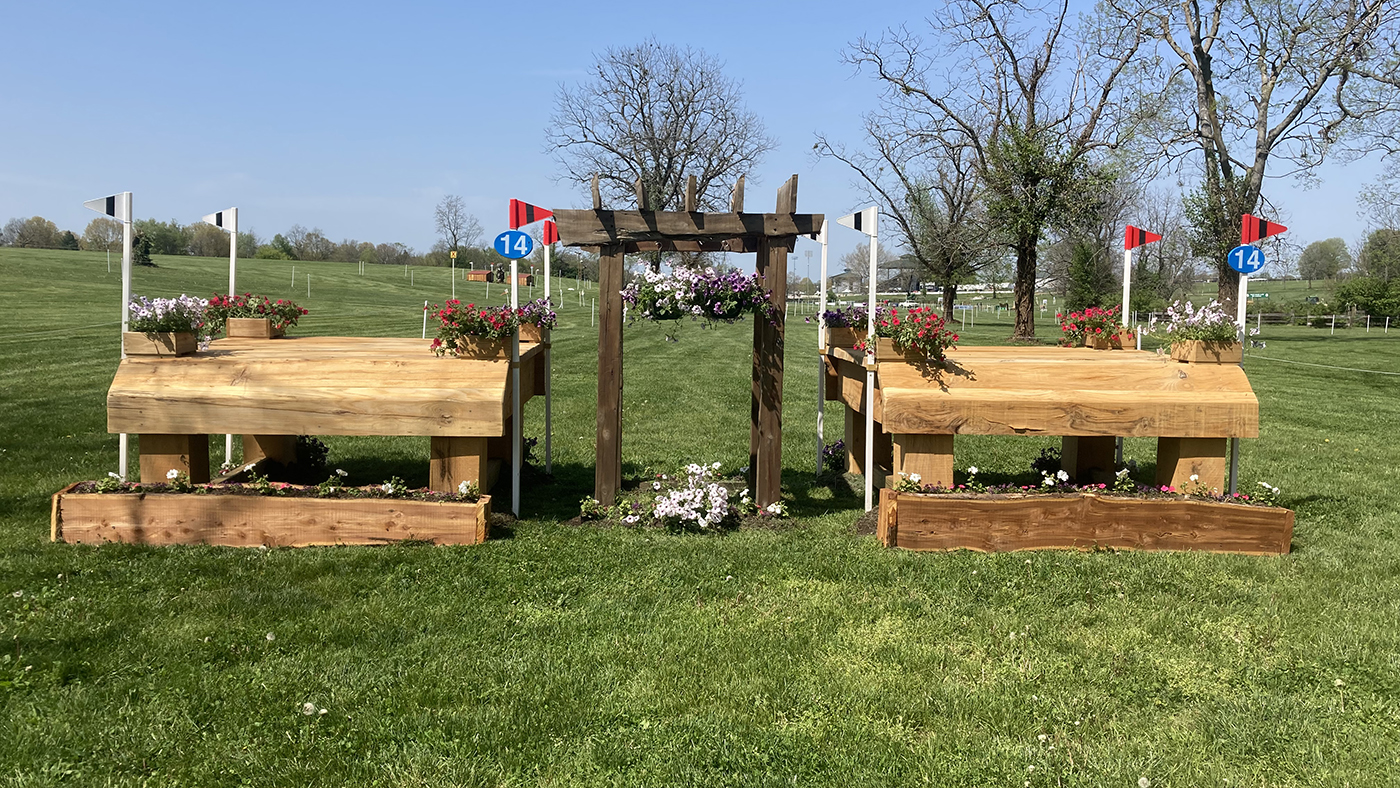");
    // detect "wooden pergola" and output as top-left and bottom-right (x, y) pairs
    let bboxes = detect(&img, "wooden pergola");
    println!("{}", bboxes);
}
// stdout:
(553, 174), (823, 507)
